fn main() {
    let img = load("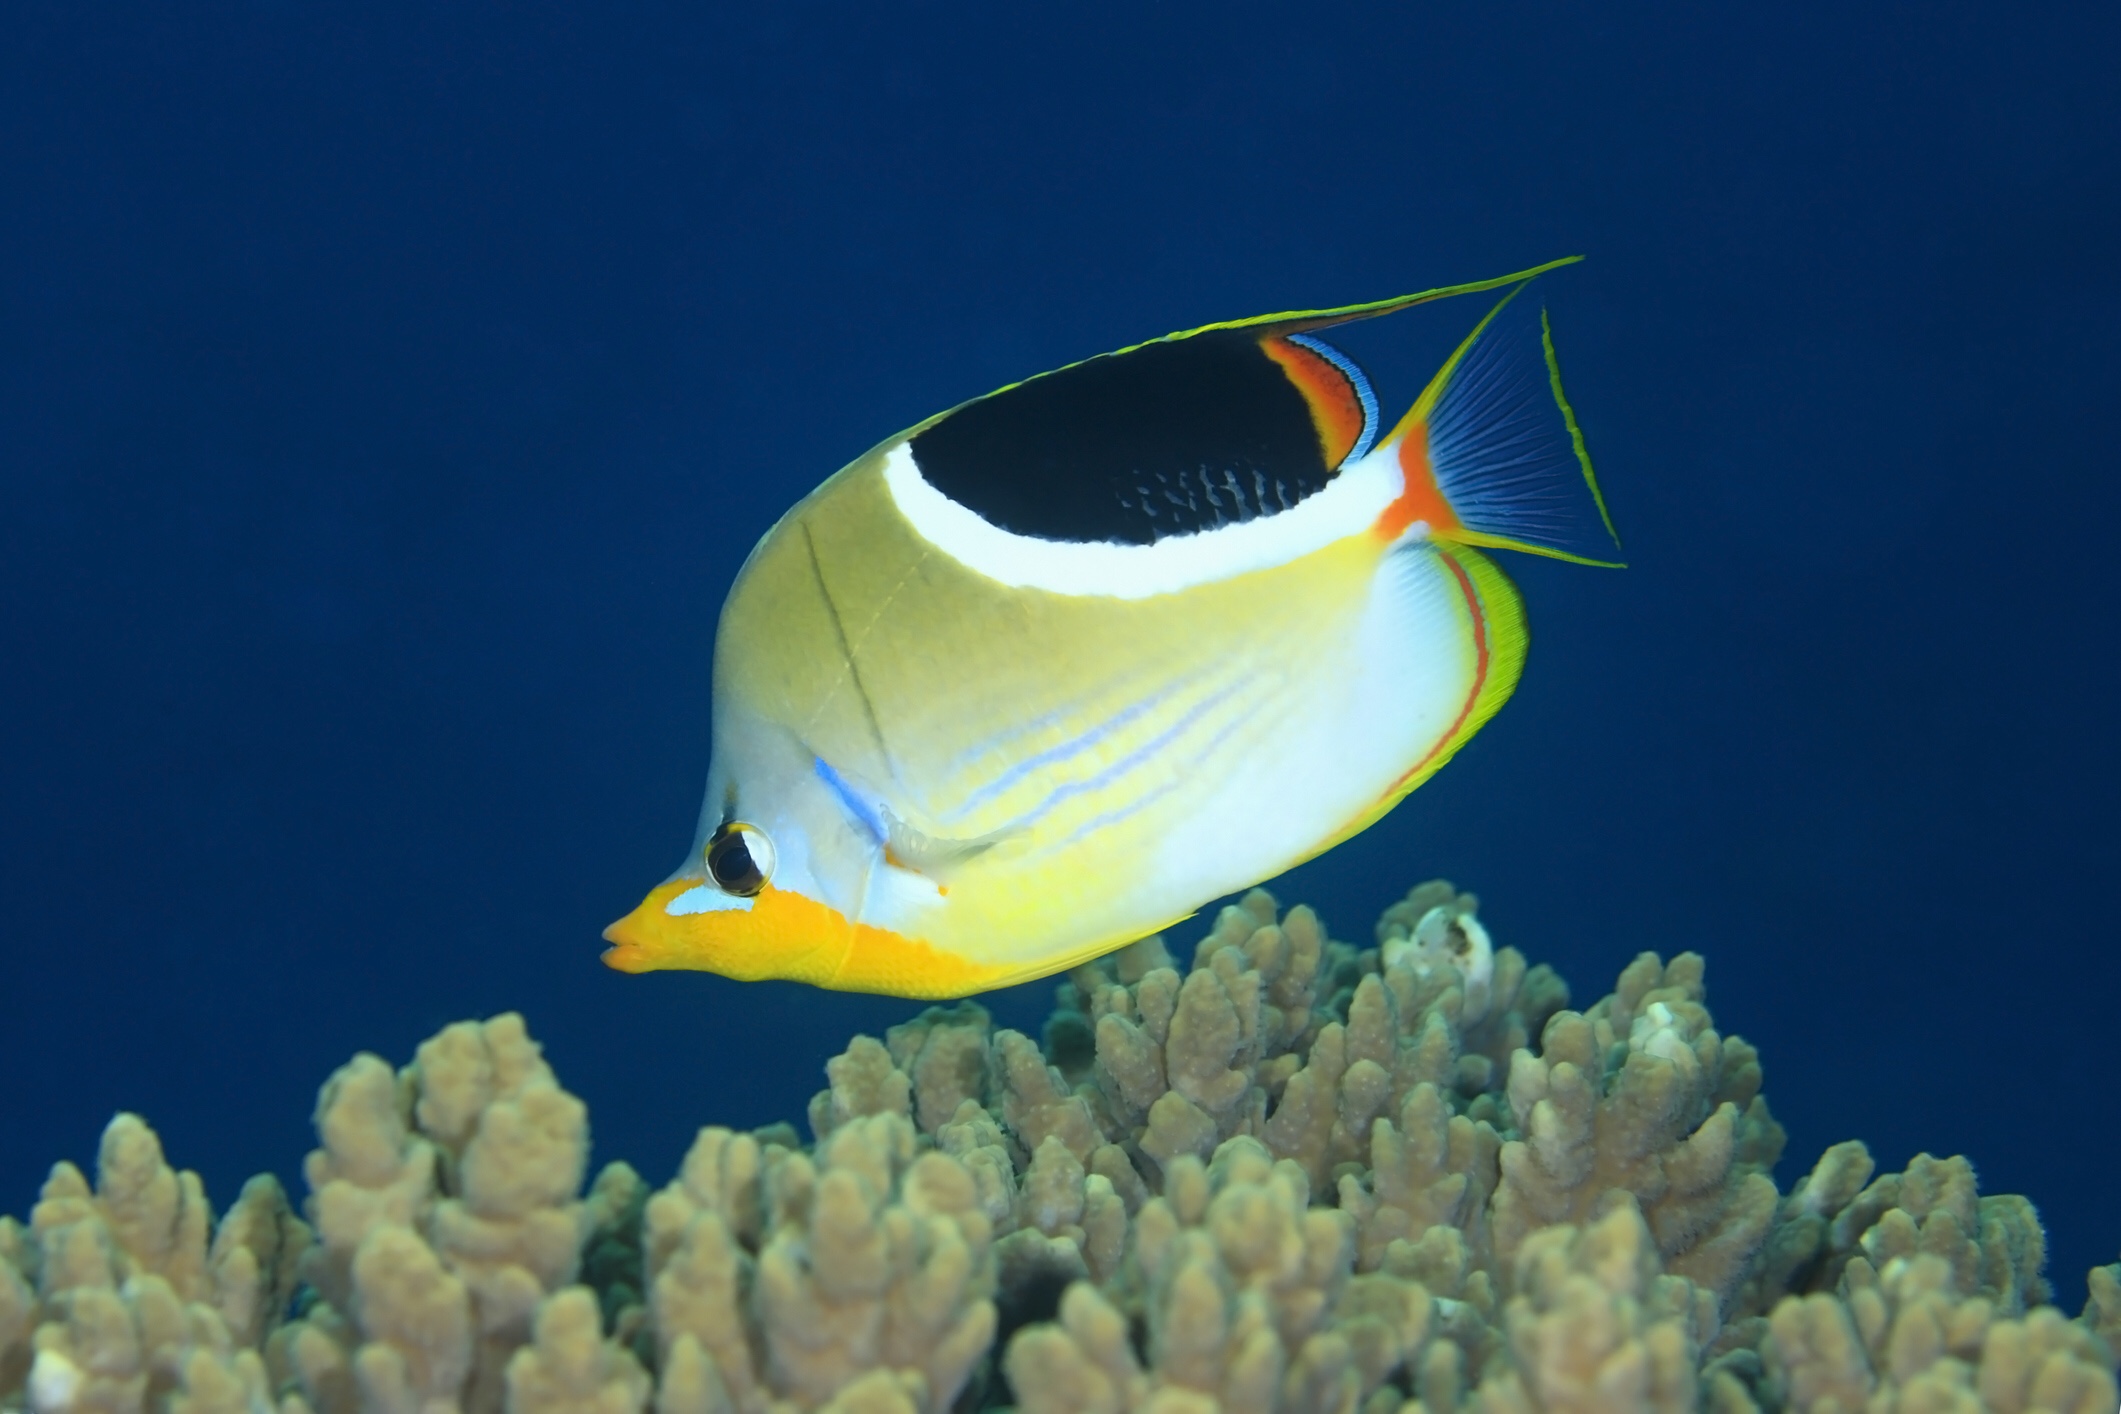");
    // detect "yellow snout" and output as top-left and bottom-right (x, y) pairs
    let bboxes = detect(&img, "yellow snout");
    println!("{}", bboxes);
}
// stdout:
(601, 878), (1007, 998)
